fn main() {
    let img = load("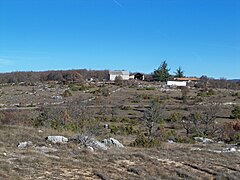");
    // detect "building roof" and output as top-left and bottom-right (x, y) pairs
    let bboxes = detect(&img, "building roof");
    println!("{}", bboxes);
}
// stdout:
(109, 70), (129, 75)
(174, 77), (200, 81)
